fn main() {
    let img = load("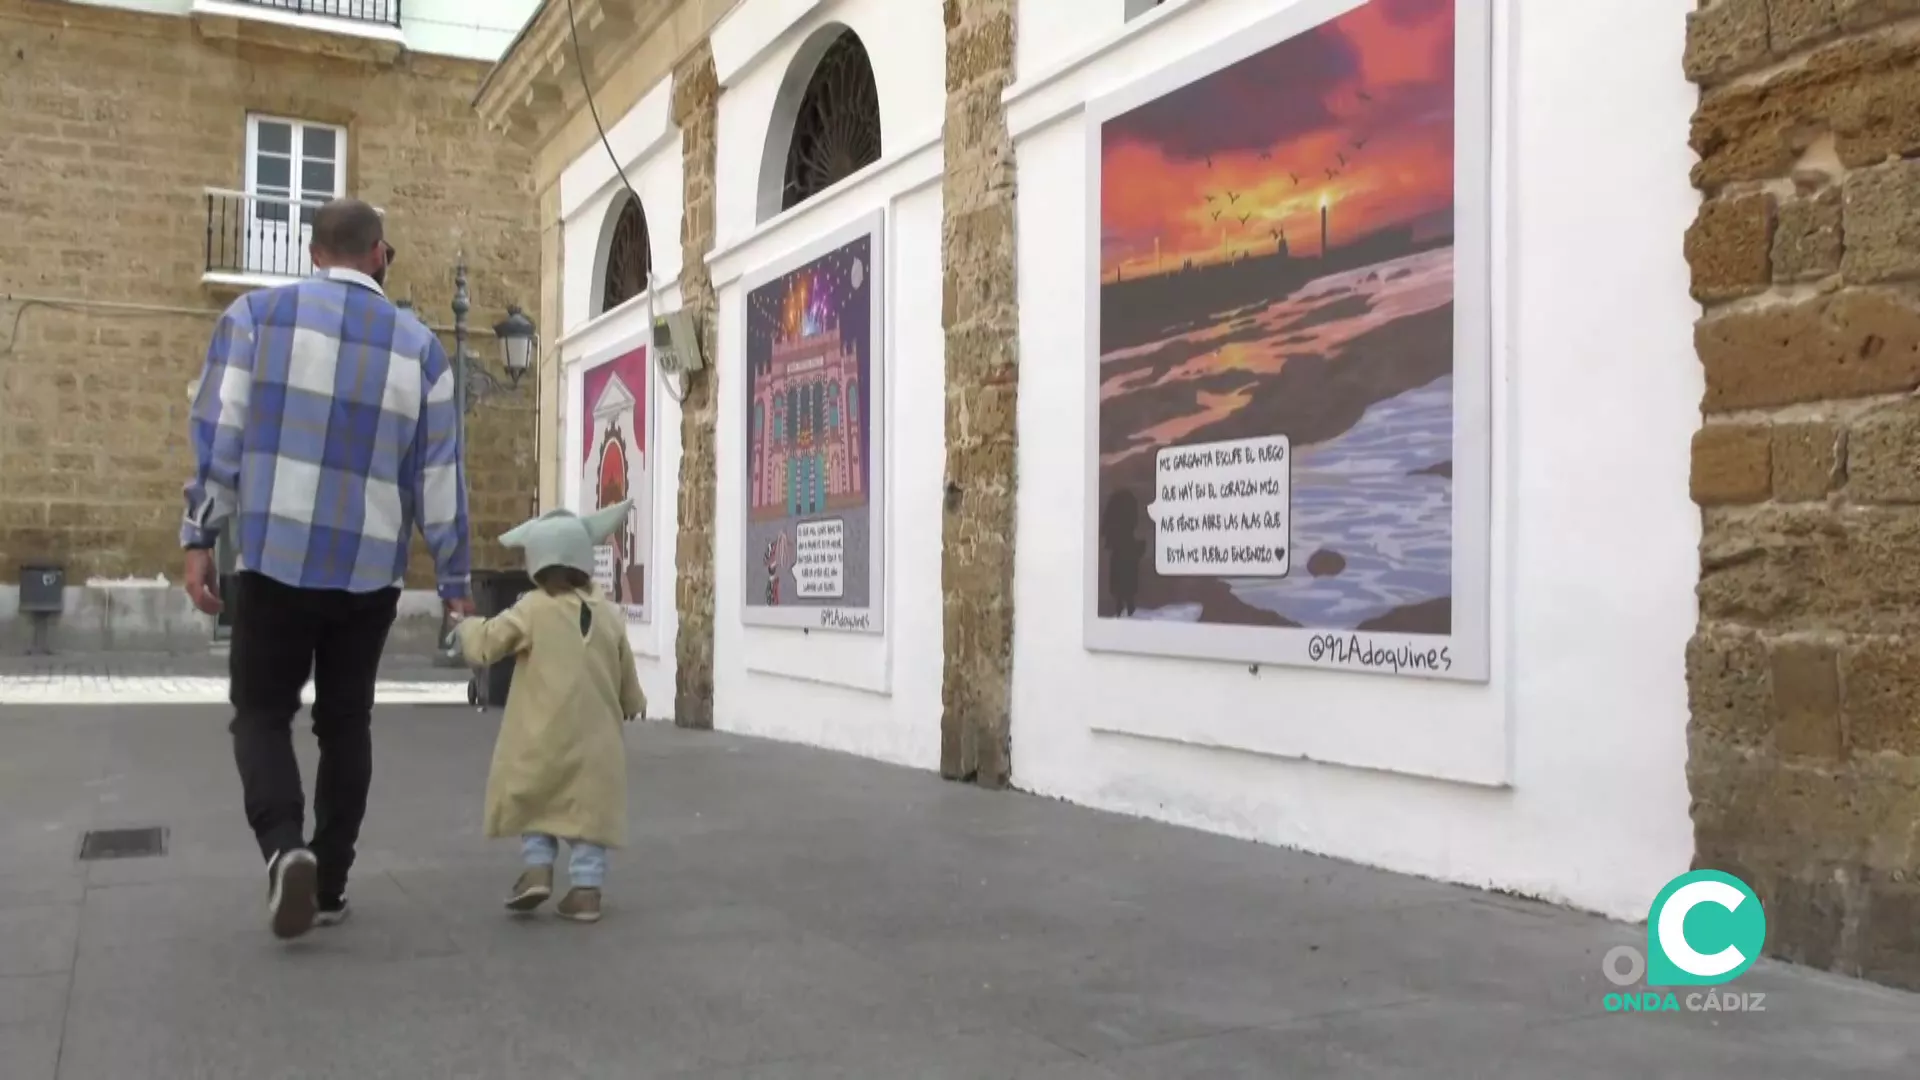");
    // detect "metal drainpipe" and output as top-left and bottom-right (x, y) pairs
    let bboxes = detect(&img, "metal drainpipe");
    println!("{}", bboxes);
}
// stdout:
(451, 257), (470, 467)
(435, 262), (474, 669)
